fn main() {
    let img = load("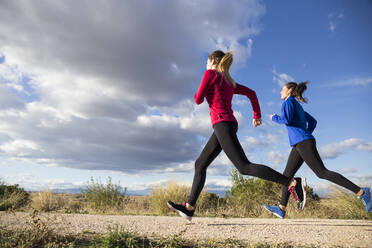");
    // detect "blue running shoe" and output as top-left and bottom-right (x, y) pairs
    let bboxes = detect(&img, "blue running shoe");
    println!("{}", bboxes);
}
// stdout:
(263, 204), (286, 219)
(359, 187), (372, 213)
